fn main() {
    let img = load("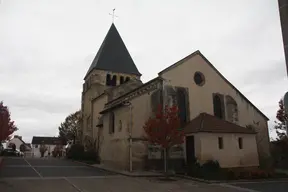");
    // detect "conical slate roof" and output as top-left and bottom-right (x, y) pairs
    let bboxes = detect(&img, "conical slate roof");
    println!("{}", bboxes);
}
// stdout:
(84, 24), (141, 80)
